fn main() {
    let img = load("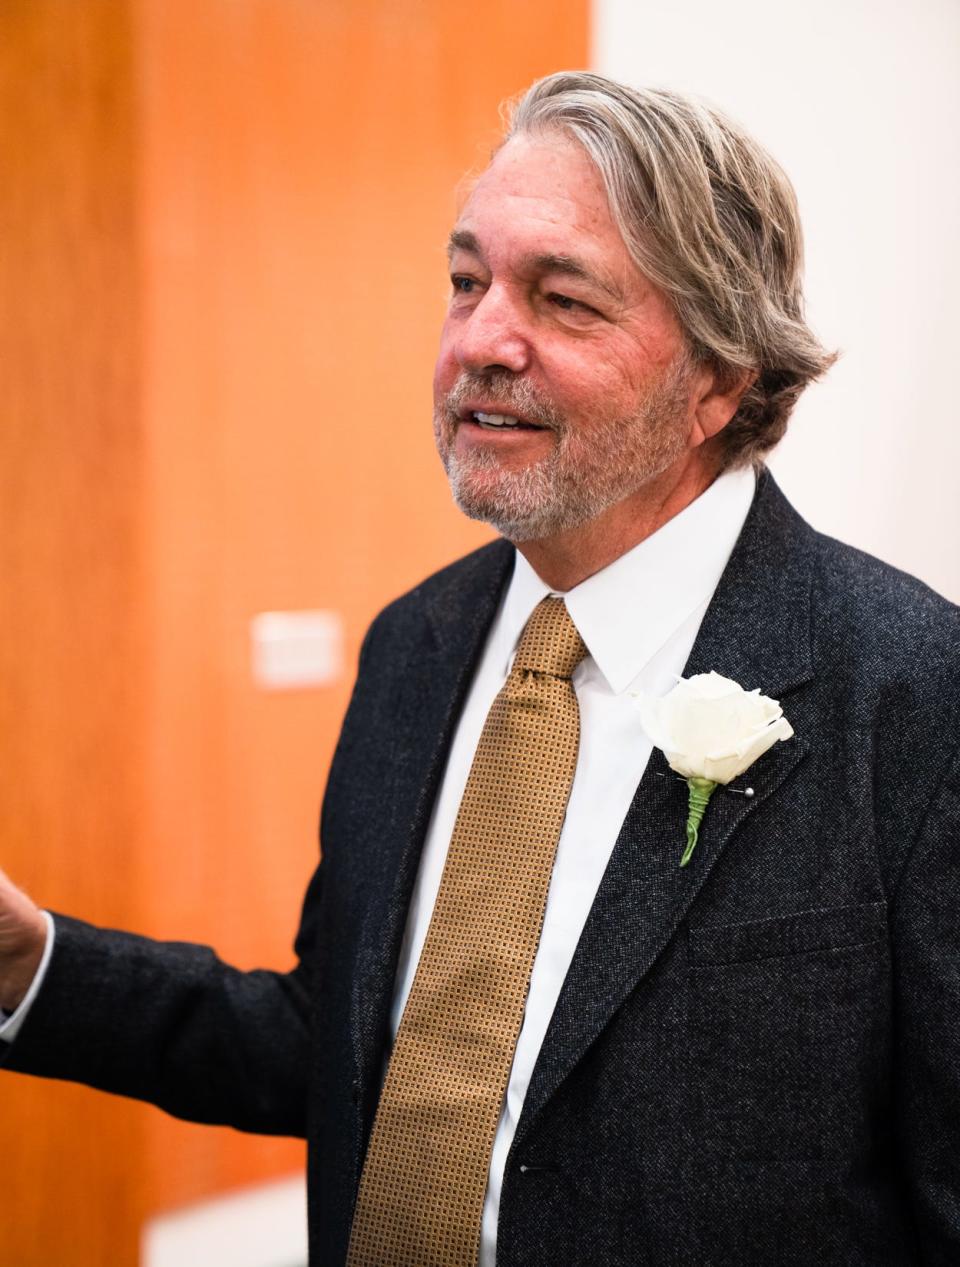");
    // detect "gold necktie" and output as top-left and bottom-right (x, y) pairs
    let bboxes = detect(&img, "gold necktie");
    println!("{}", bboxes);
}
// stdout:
(346, 597), (587, 1267)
